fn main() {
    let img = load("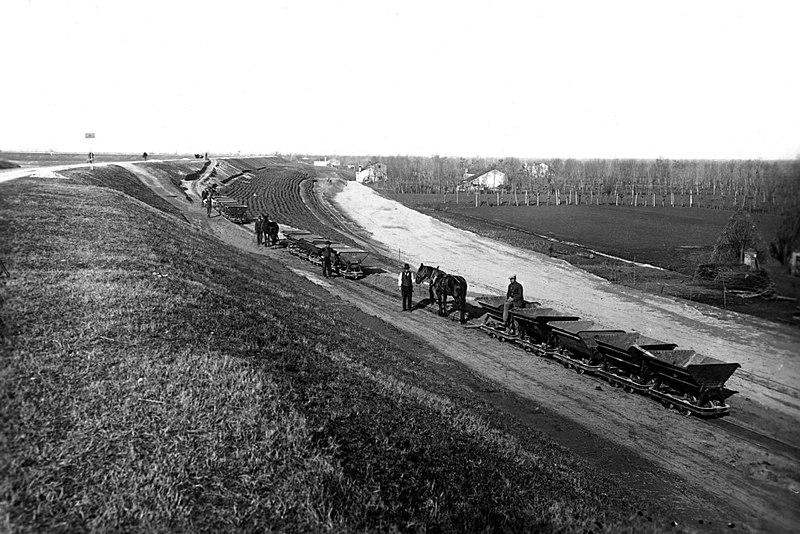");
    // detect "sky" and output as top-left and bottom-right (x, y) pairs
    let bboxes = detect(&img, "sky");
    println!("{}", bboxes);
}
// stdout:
(2, 0), (799, 160)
